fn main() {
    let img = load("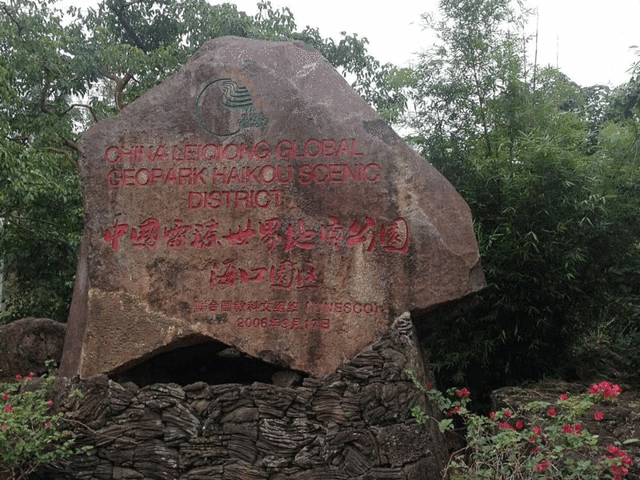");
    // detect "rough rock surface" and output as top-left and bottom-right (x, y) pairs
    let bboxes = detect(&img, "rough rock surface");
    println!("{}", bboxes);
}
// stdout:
(60, 36), (484, 380)
(51, 315), (447, 480)
(0, 317), (66, 378)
